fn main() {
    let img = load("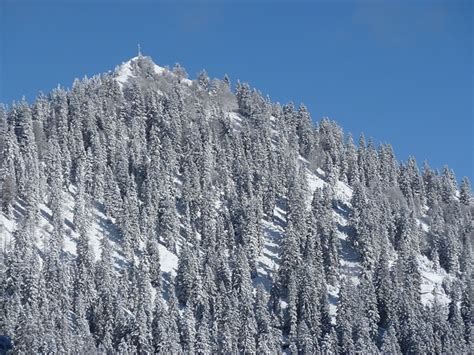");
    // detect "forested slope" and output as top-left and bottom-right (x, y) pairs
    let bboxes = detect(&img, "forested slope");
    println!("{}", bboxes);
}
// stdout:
(0, 55), (471, 354)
